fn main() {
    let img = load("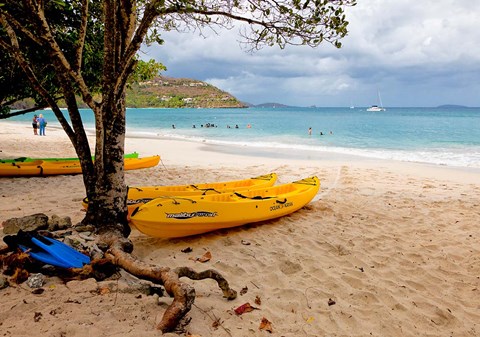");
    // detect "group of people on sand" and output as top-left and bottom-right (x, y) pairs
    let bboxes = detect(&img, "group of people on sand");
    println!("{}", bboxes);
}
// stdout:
(32, 114), (47, 136)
